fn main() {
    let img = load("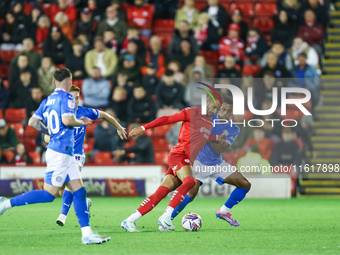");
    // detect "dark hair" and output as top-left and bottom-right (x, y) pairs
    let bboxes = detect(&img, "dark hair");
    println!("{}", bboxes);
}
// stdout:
(249, 144), (259, 153)
(18, 53), (28, 59)
(72, 39), (83, 46)
(263, 70), (275, 77)
(165, 69), (174, 77)
(54, 68), (71, 82)
(134, 85), (145, 90)
(222, 95), (233, 105)
(32, 86), (42, 91)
